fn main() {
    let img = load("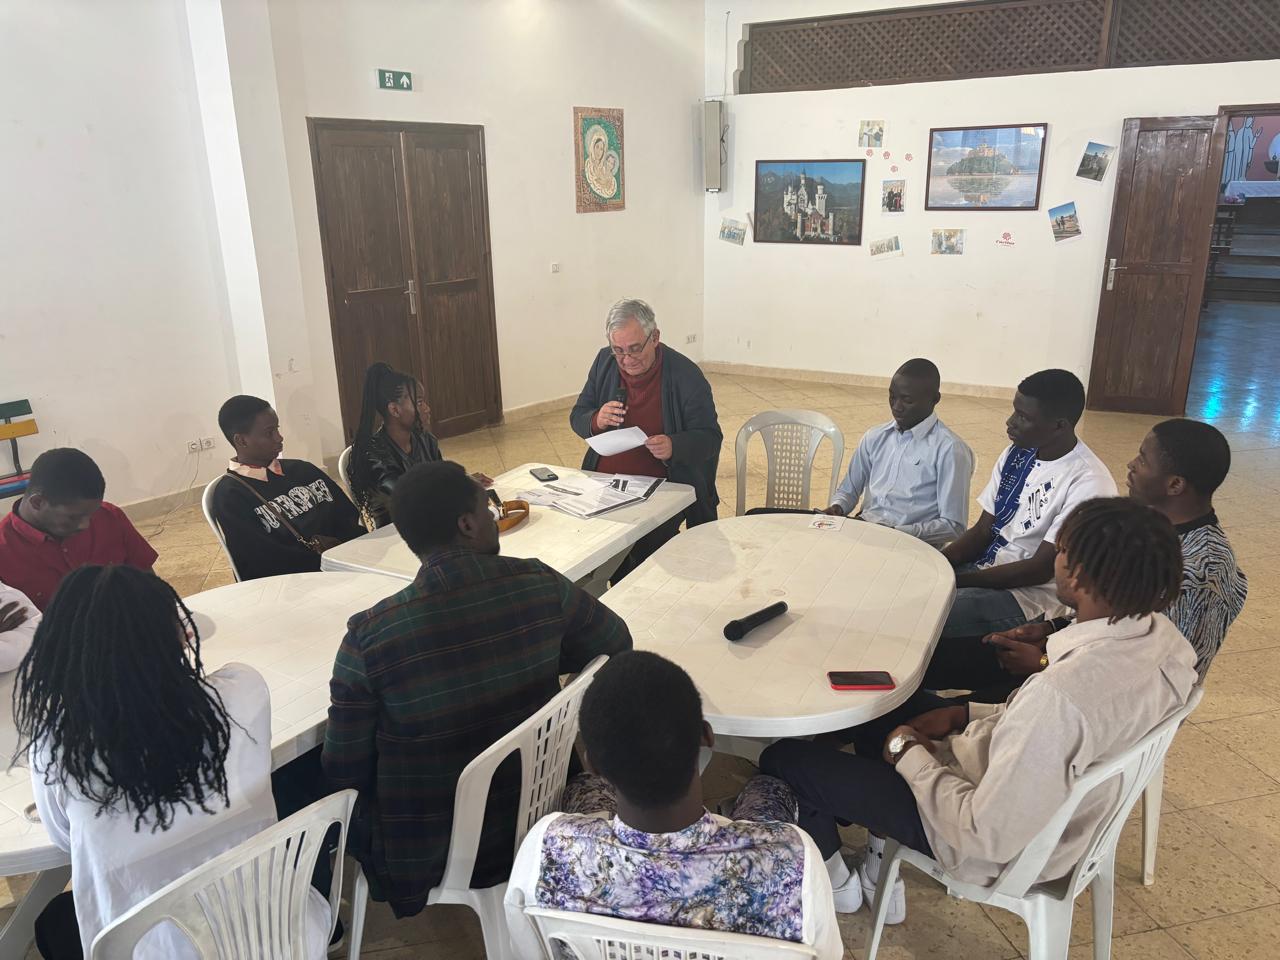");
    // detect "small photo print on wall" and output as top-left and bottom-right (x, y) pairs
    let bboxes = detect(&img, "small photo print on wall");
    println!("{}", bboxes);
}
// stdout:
(881, 179), (905, 214)
(719, 218), (748, 245)
(1049, 201), (1082, 242)
(858, 120), (886, 148)
(869, 235), (903, 260)
(931, 228), (965, 255)
(573, 106), (624, 213)
(1075, 142), (1115, 182)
